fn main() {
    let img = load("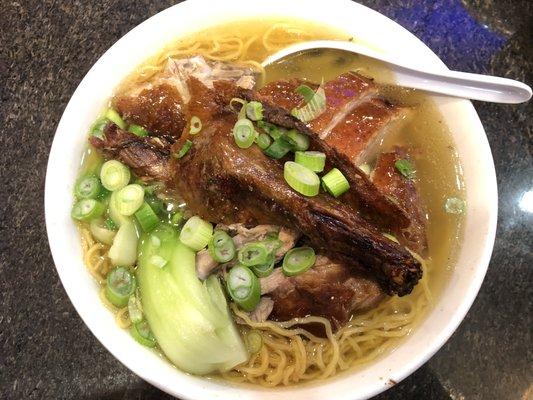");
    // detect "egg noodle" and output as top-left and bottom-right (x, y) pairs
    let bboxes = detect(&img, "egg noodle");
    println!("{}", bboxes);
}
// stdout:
(79, 21), (432, 386)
